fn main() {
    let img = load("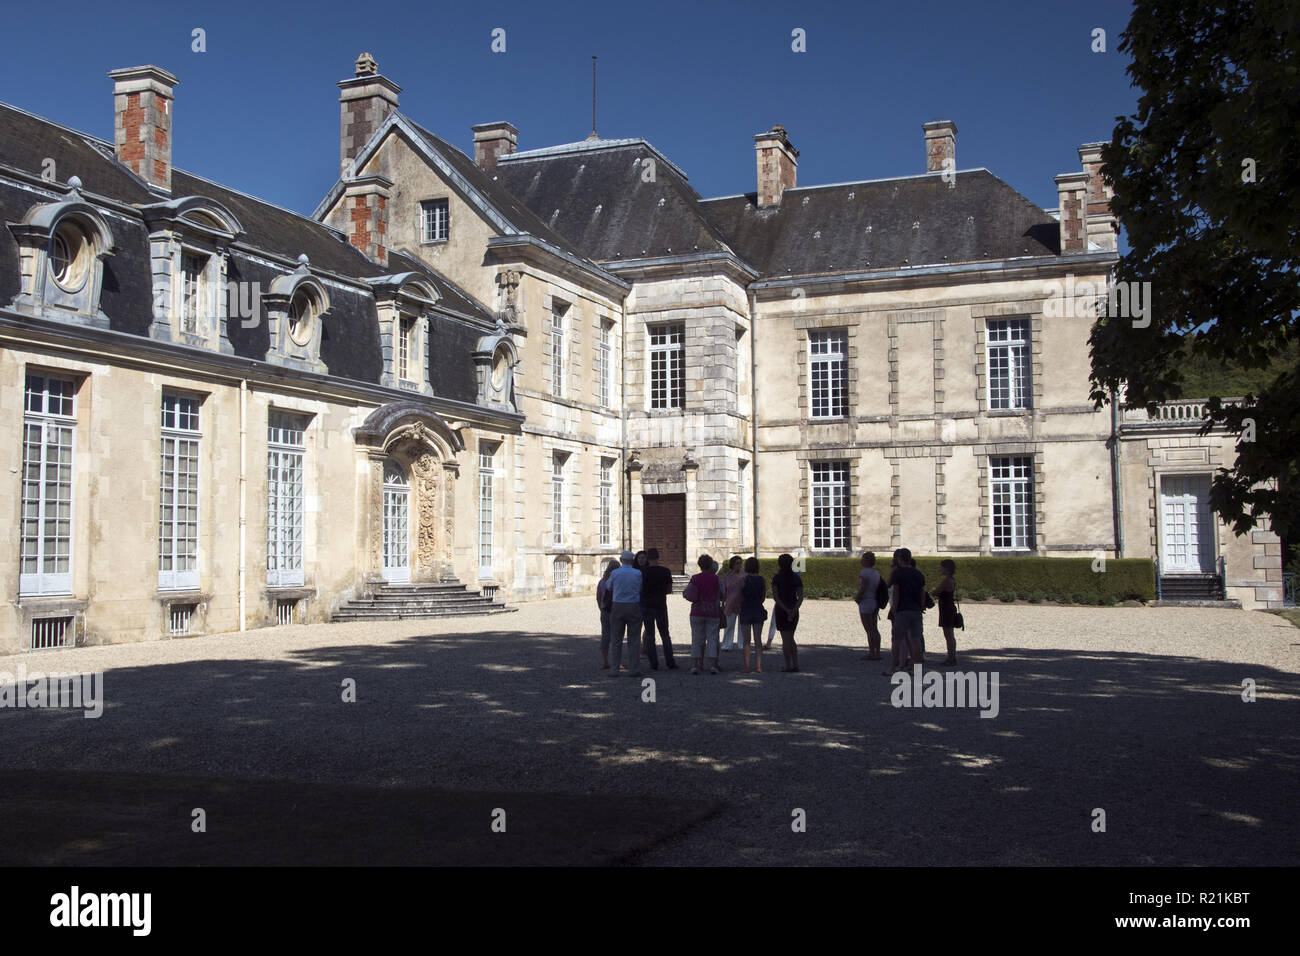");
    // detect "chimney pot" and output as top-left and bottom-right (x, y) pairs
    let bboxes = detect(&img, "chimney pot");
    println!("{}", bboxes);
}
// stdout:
(472, 122), (519, 172)
(754, 124), (798, 207)
(923, 120), (957, 174)
(110, 65), (178, 192)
